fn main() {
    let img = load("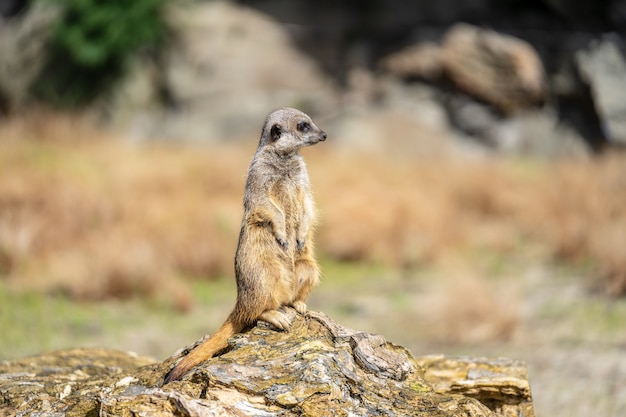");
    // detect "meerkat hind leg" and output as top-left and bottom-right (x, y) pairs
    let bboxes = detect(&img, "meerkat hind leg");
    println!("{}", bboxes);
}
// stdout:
(292, 257), (319, 313)
(259, 309), (292, 330)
